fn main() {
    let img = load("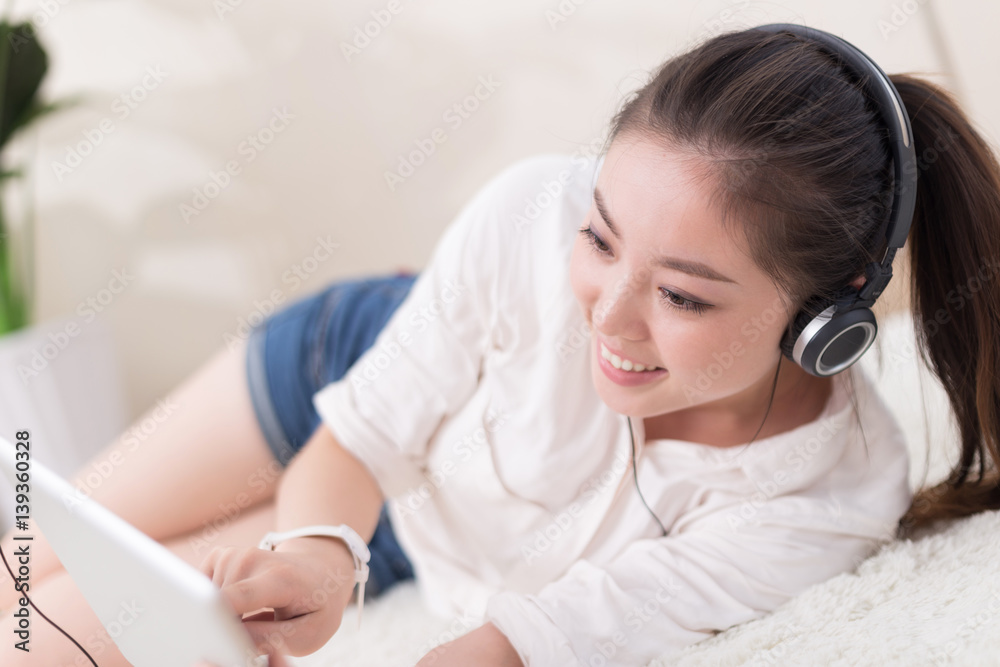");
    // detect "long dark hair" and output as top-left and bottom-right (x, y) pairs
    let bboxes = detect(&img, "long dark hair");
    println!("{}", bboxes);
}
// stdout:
(601, 27), (1000, 535)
